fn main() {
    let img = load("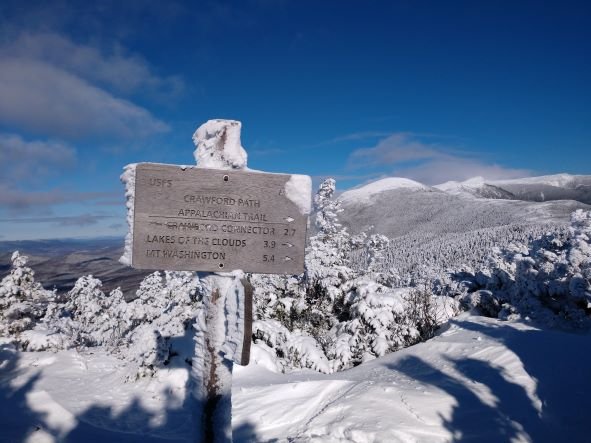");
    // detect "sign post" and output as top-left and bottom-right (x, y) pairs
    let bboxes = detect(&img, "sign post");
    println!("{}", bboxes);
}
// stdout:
(121, 119), (311, 442)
